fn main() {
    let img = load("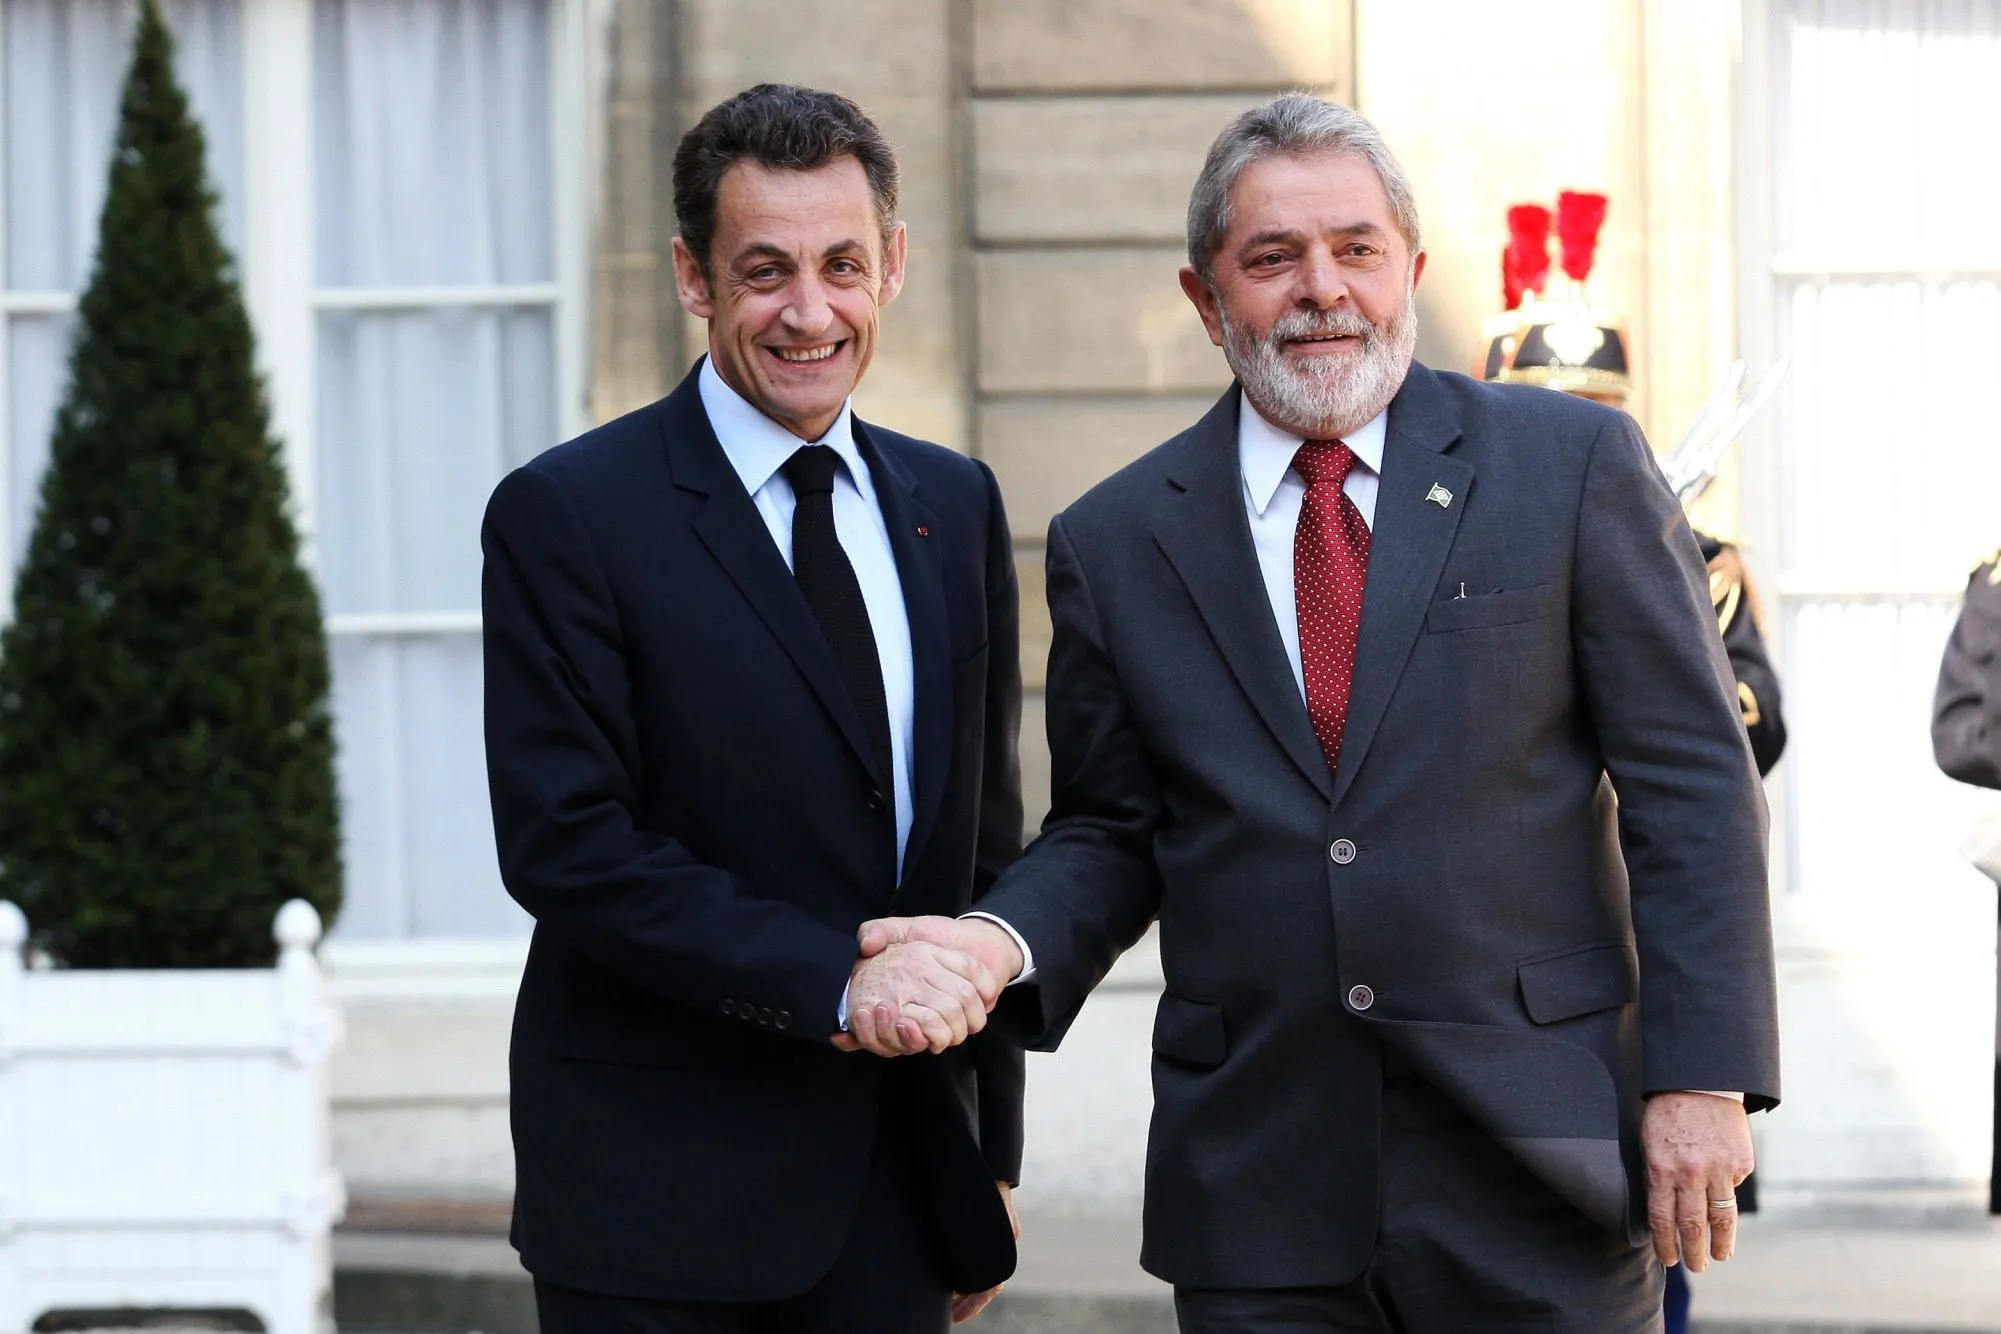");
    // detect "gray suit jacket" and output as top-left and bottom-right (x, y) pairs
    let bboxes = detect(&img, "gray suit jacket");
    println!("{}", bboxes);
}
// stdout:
(979, 363), (1780, 1289)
